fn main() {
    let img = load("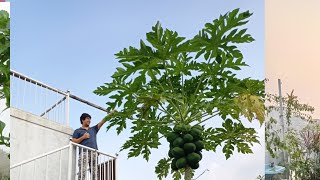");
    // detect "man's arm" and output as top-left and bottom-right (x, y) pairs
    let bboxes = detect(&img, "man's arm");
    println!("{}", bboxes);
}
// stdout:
(97, 110), (116, 130)
(72, 132), (90, 143)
